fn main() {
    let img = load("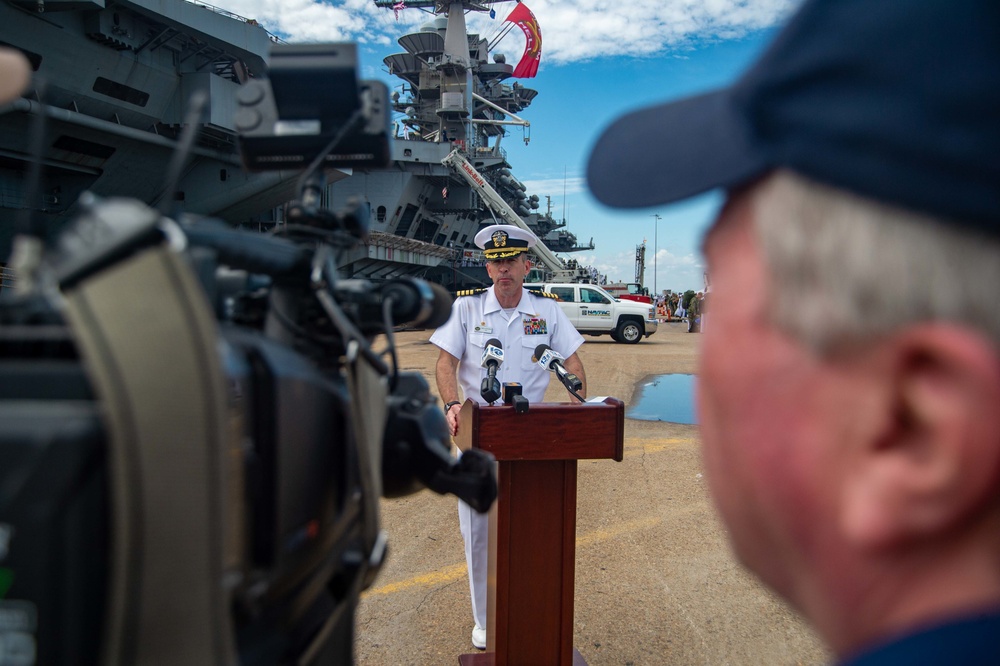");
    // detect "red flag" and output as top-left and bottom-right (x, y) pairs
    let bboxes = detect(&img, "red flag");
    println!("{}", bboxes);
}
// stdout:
(505, 2), (542, 78)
